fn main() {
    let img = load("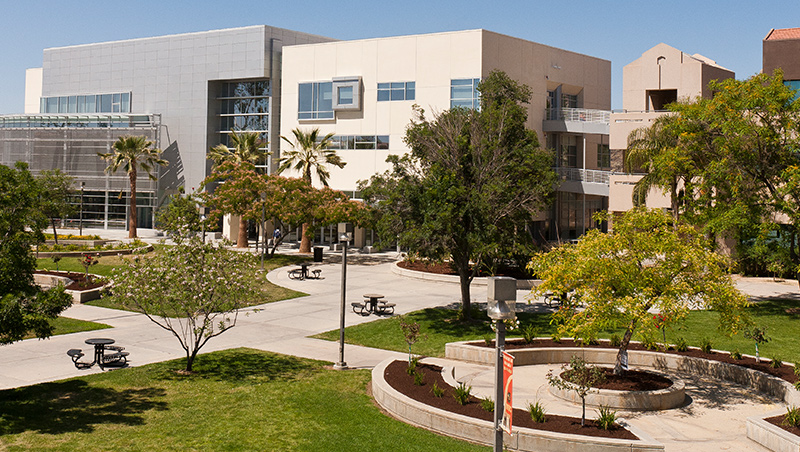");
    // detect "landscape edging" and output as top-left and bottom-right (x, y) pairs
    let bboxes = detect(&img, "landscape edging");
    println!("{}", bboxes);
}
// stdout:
(746, 411), (800, 452)
(372, 358), (664, 452)
(391, 262), (538, 289)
